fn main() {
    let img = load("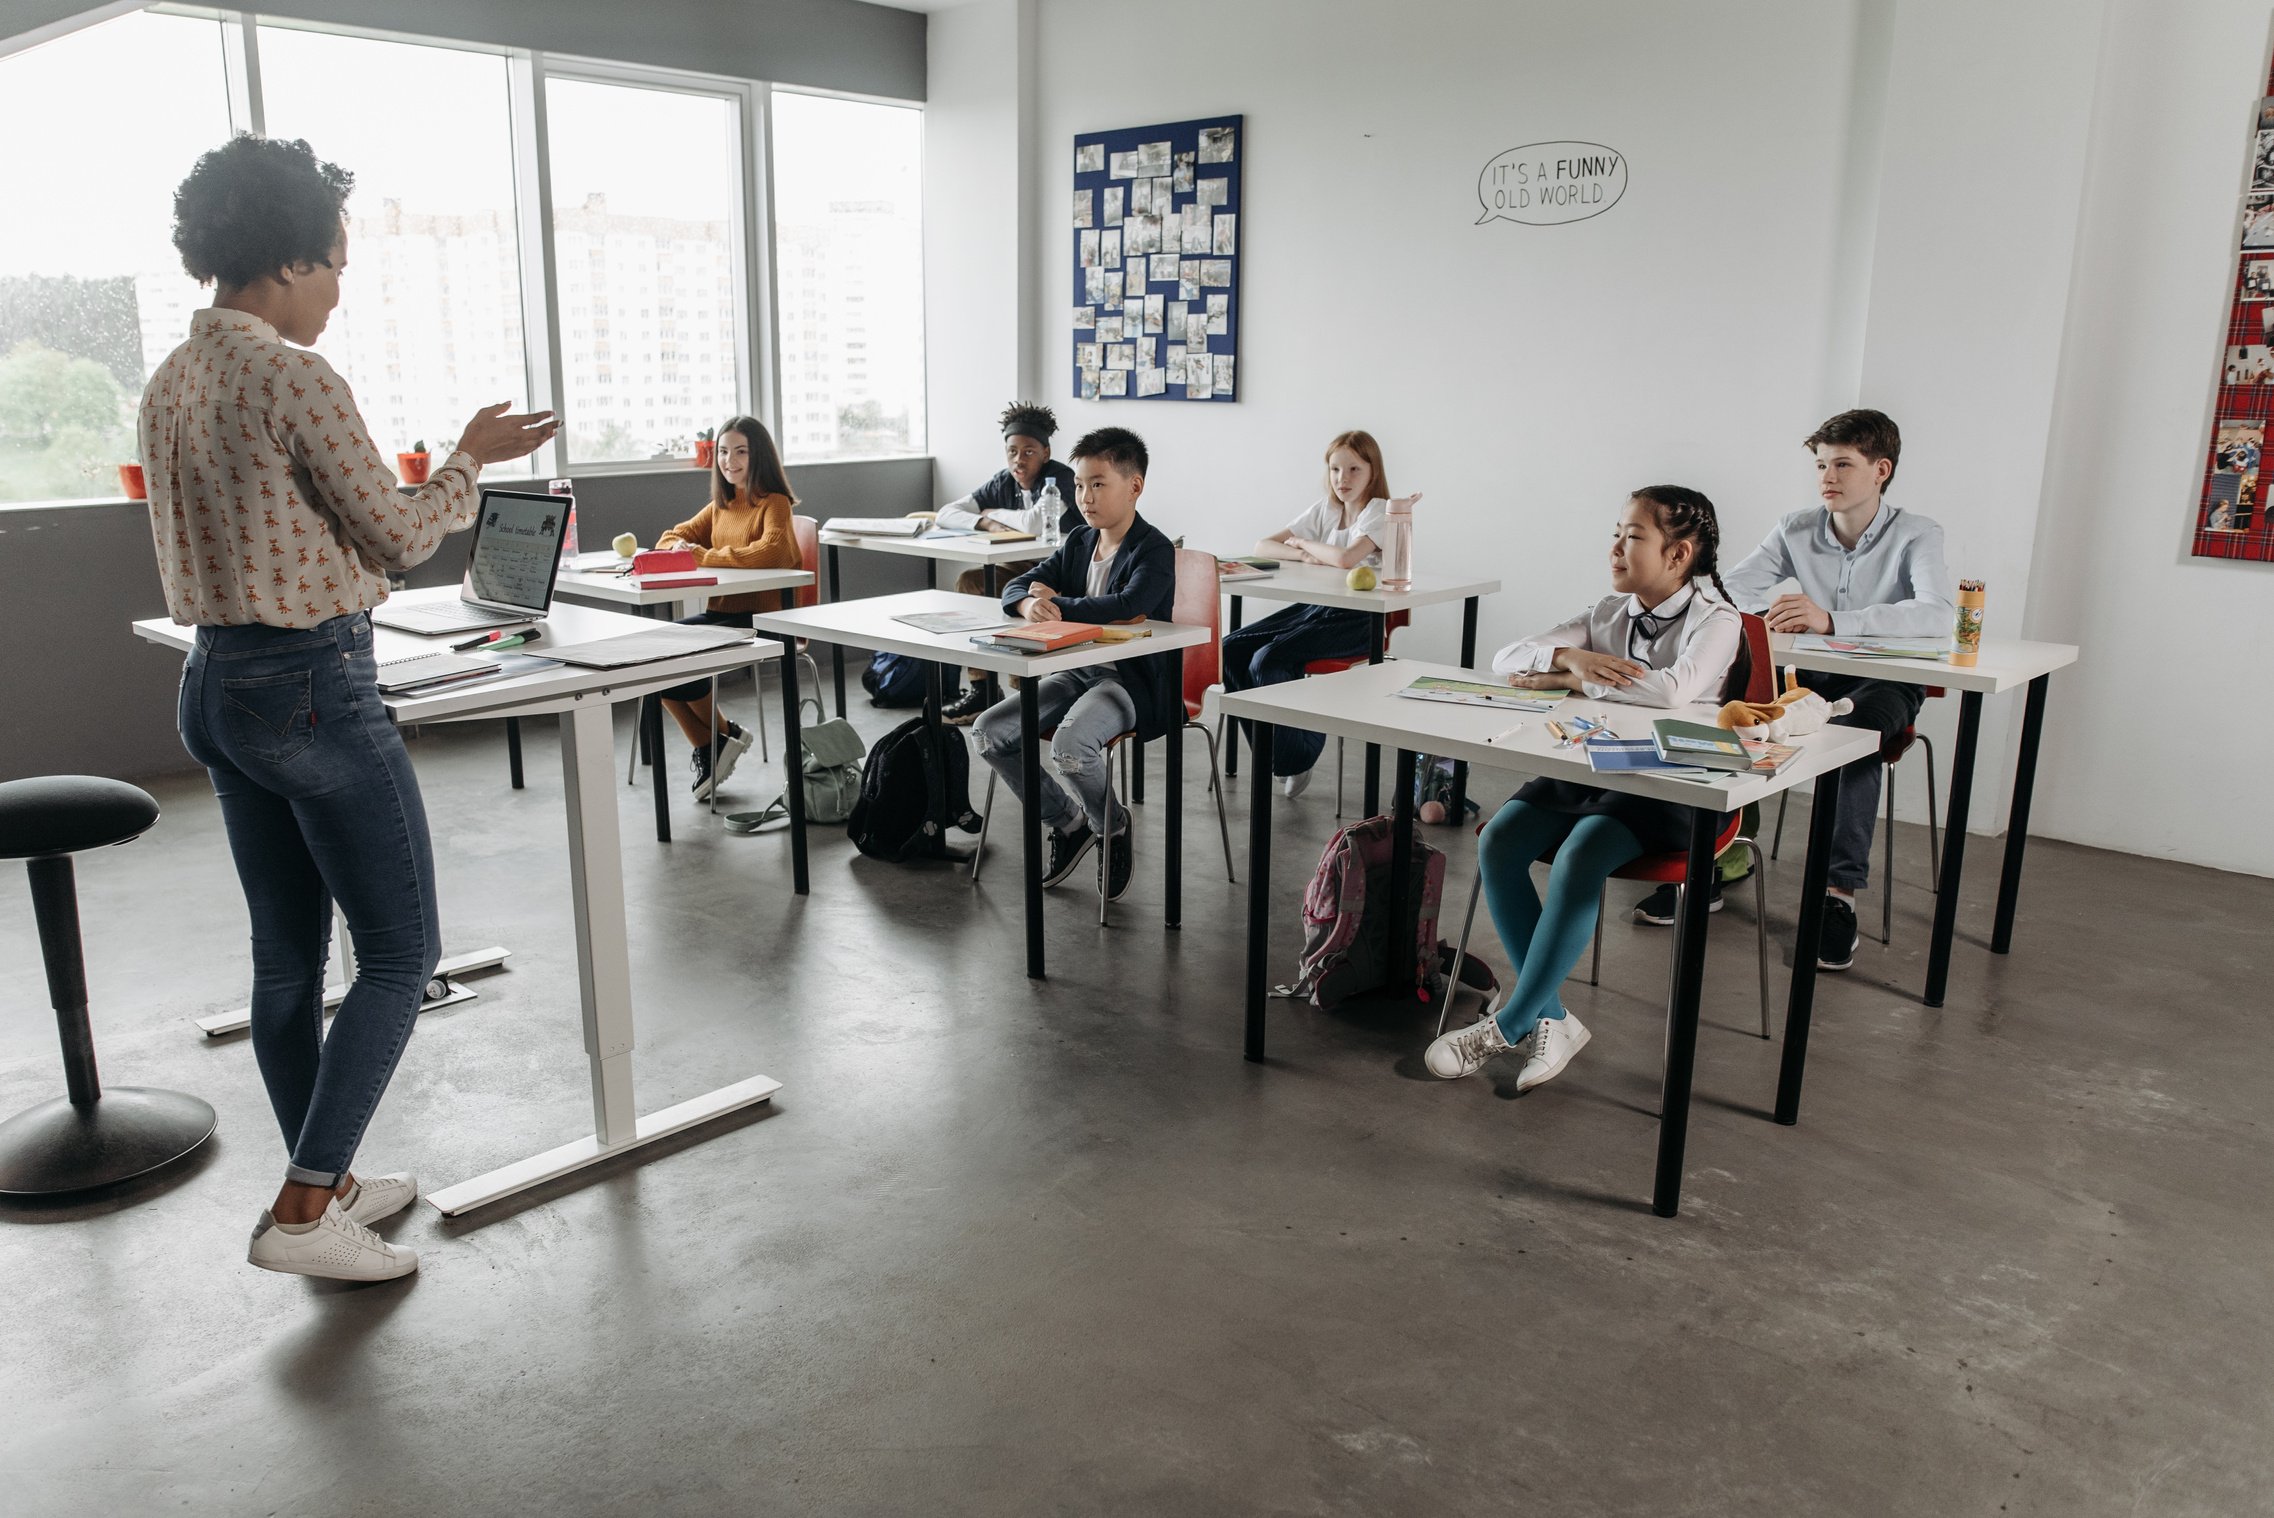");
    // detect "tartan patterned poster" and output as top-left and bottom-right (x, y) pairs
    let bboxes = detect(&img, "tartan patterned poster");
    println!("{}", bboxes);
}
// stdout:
(2194, 63), (2274, 561)
(1070, 115), (1242, 403)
